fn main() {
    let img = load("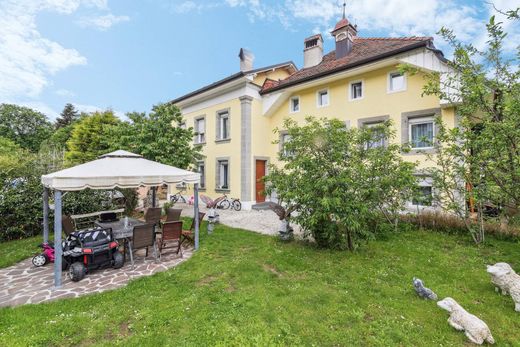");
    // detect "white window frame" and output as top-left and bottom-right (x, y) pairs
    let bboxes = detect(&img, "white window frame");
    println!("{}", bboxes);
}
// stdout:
(349, 80), (364, 101)
(408, 116), (435, 150)
(280, 132), (292, 157)
(197, 161), (206, 189)
(216, 110), (230, 141)
(289, 96), (300, 113)
(216, 159), (230, 191)
(194, 116), (206, 144)
(364, 122), (385, 148)
(411, 177), (434, 207)
(316, 89), (330, 108)
(387, 71), (407, 93)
